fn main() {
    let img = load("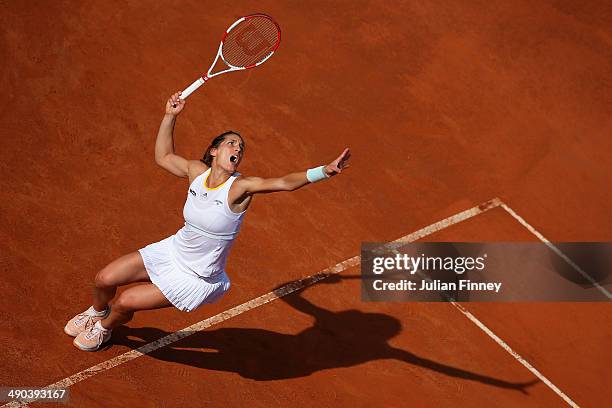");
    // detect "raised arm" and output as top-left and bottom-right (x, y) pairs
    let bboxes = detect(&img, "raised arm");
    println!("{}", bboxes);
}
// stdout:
(154, 92), (193, 178)
(235, 148), (351, 195)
